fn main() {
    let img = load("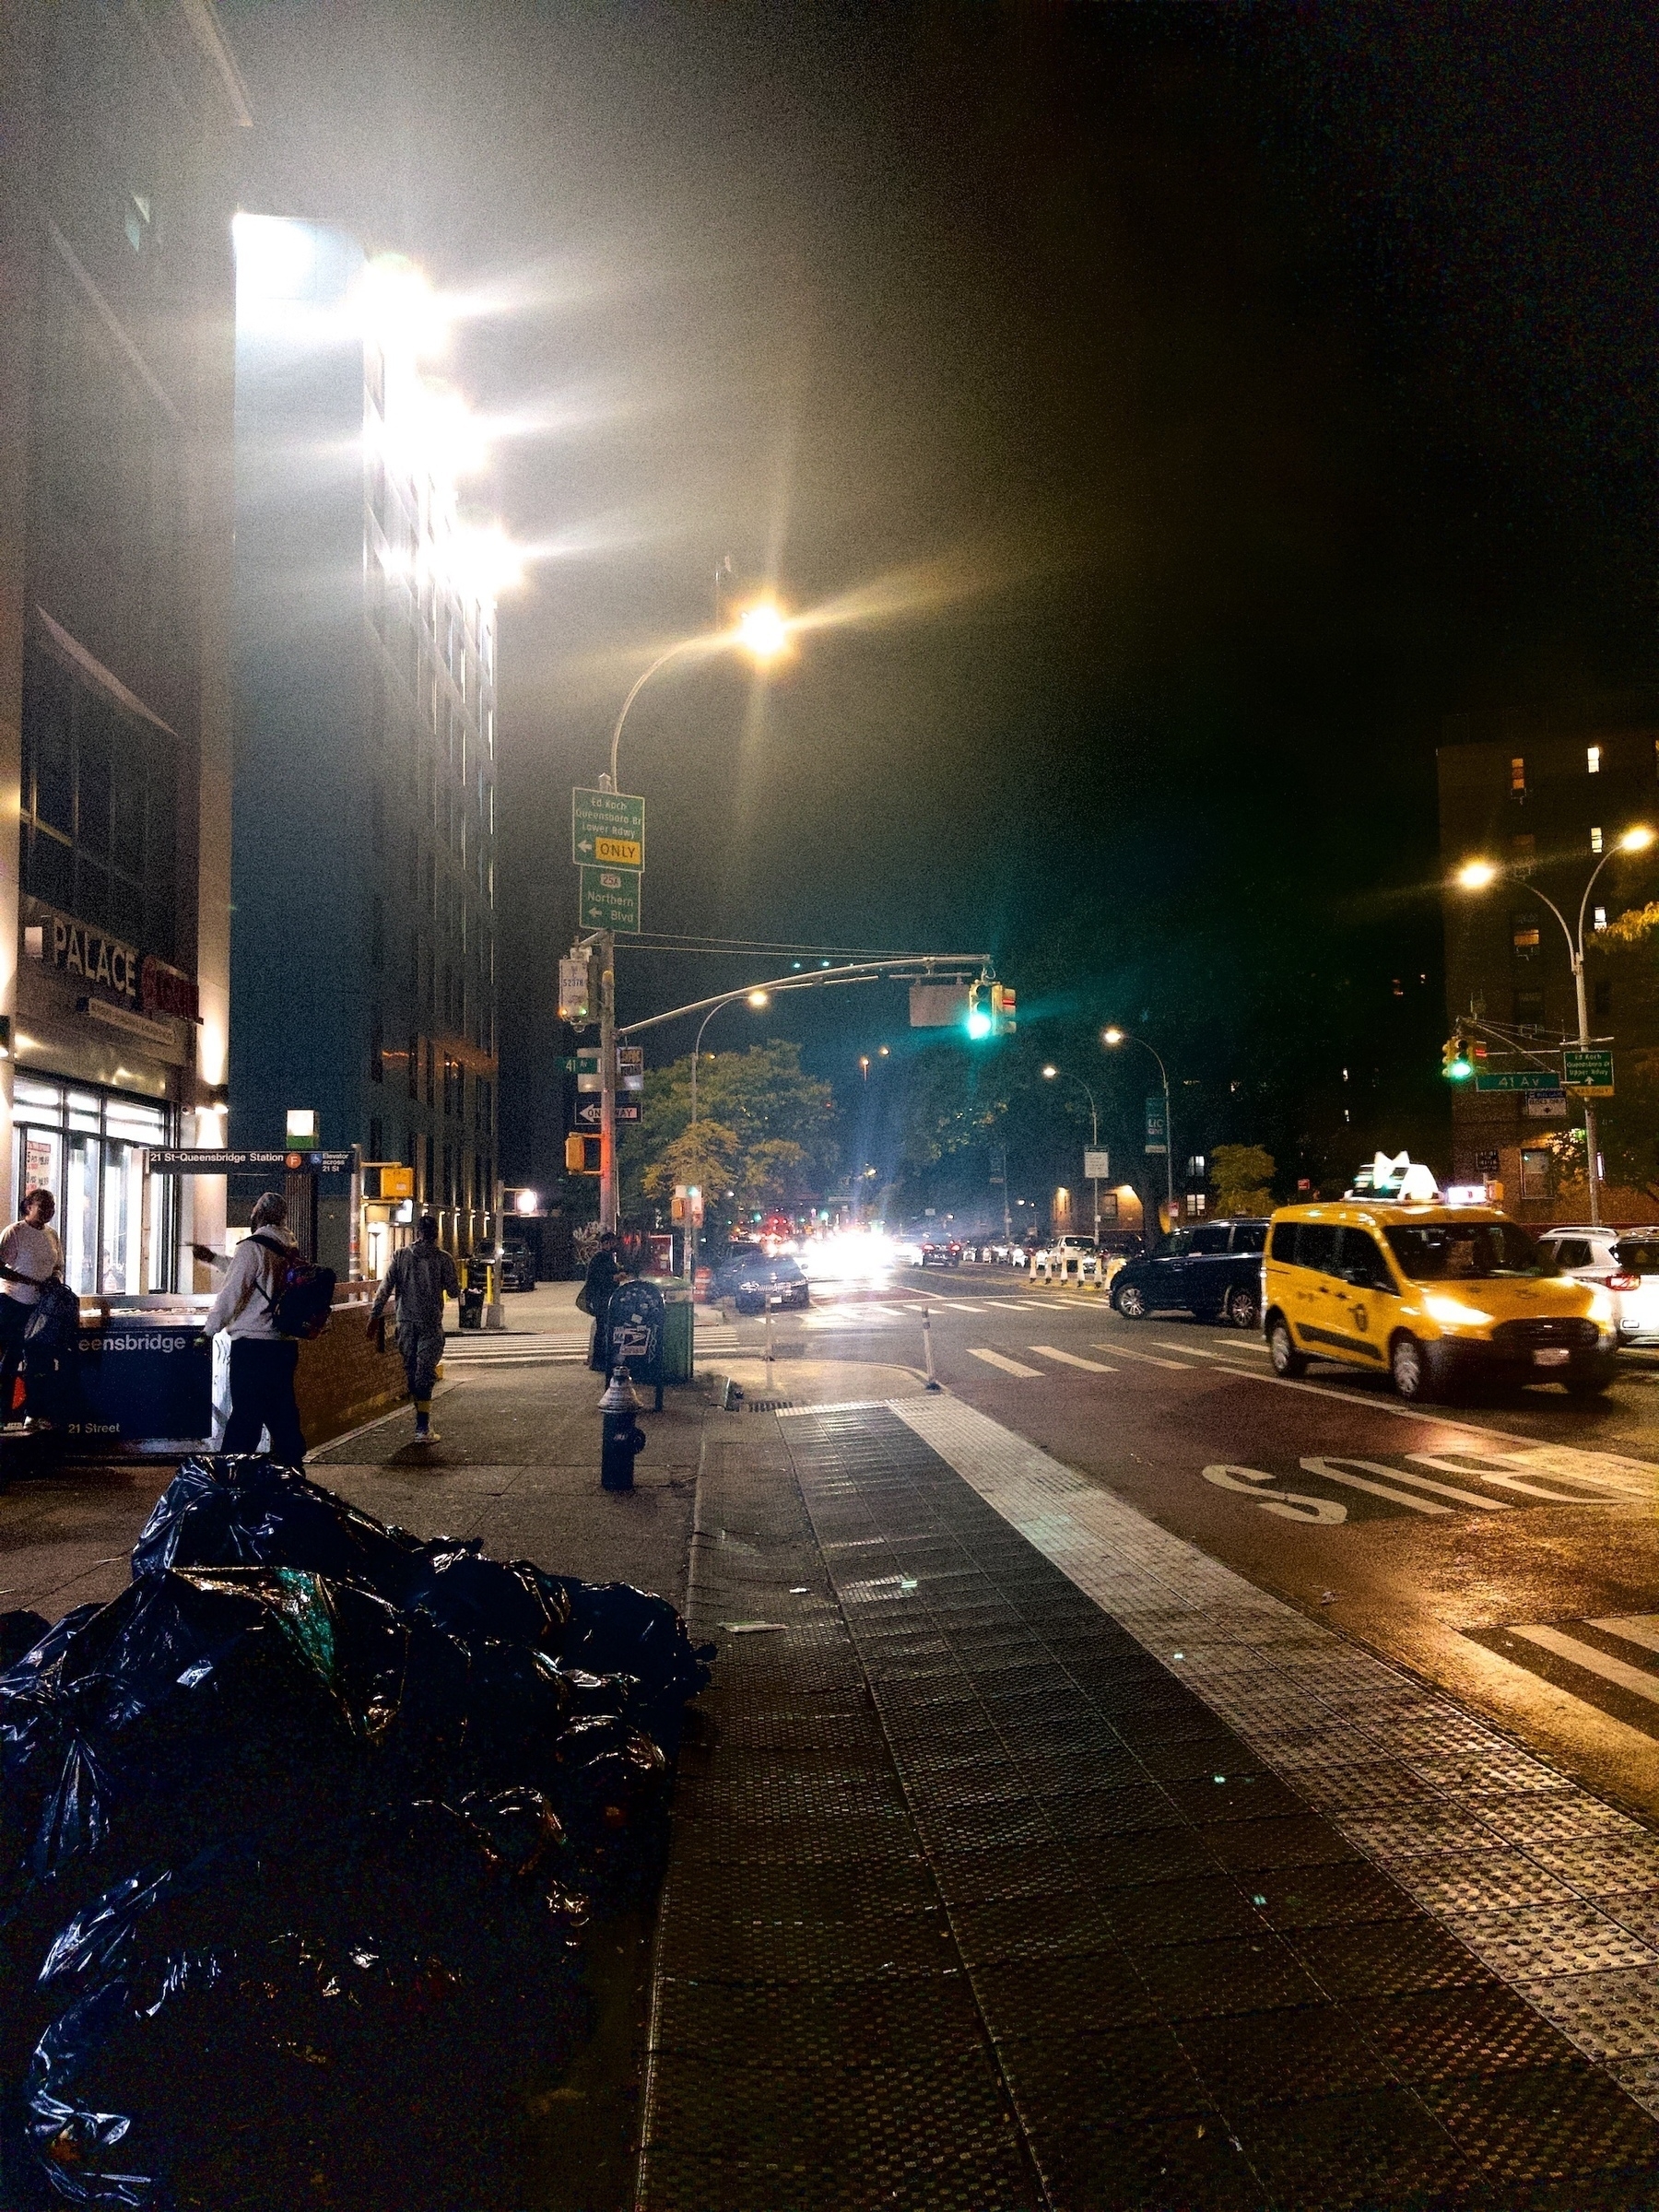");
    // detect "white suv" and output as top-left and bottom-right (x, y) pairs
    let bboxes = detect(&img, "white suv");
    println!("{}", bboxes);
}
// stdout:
(1536, 1225), (1659, 1345)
